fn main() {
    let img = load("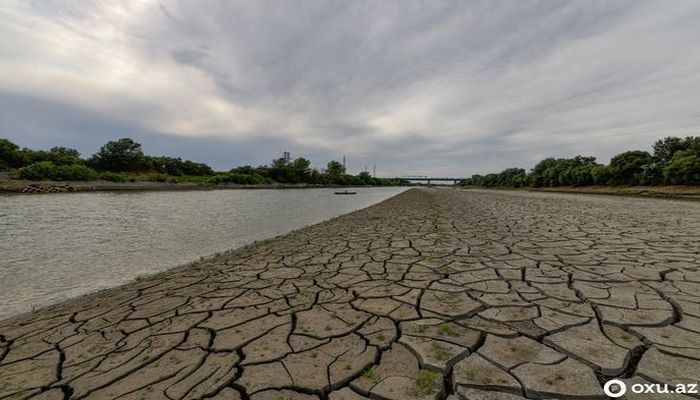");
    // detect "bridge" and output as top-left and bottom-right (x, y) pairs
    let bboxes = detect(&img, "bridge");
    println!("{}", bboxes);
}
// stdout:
(394, 176), (468, 185)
